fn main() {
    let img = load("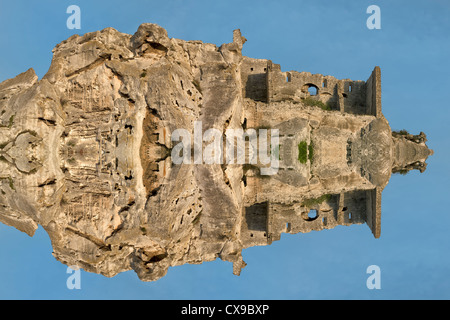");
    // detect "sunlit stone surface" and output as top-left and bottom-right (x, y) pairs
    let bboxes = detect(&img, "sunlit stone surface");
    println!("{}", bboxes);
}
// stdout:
(0, 24), (433, 281)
